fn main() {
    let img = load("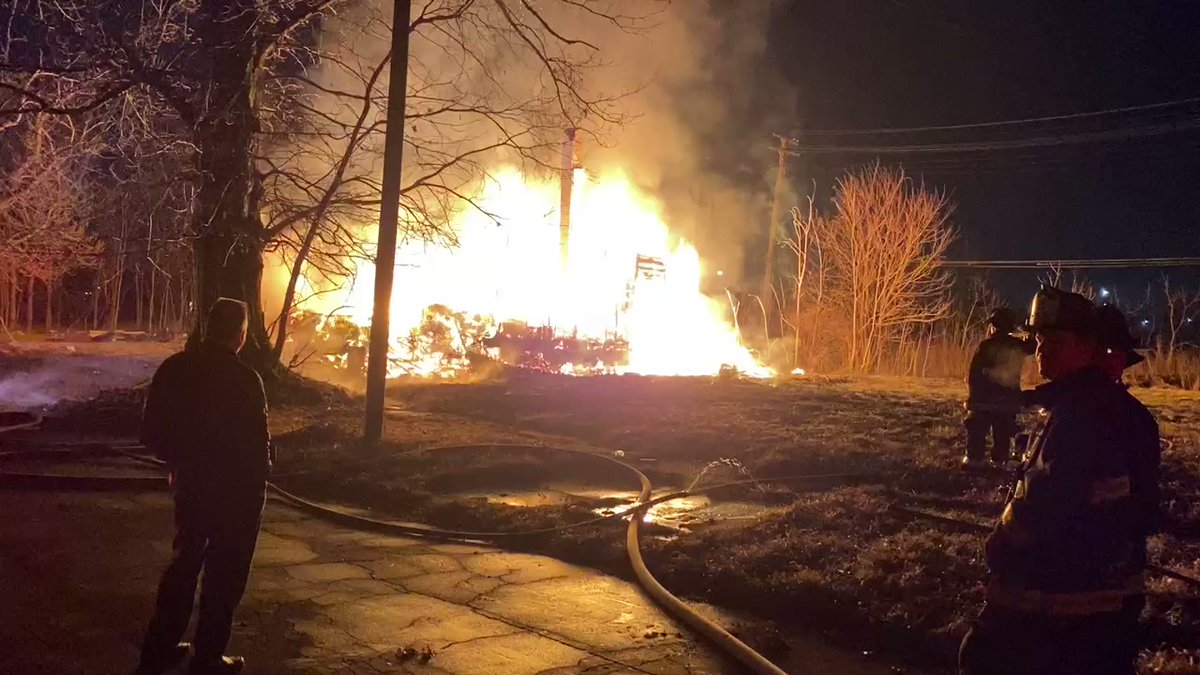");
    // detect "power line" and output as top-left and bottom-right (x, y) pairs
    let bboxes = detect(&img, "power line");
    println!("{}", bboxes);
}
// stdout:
(781, 117), (1200, 155)
(802, 138), (1200, 173)
(940, 257), (1200, 269)
(791, 96), (1200, 136)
